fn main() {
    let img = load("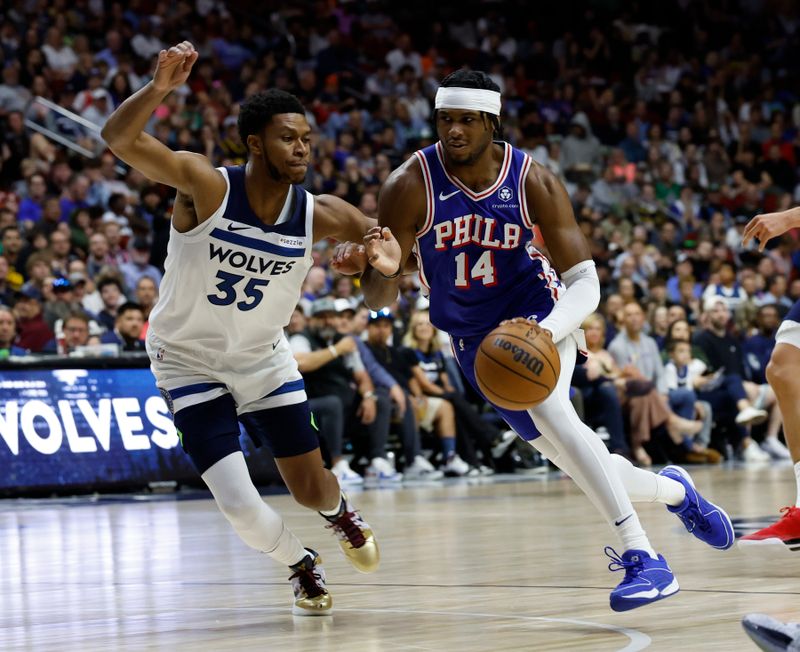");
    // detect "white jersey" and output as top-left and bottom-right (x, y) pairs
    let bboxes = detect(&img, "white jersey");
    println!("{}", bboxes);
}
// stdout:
(149, 165), (314, 359)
